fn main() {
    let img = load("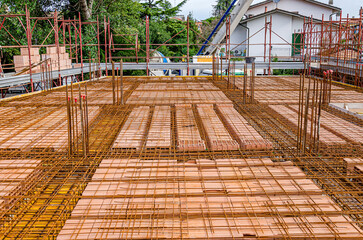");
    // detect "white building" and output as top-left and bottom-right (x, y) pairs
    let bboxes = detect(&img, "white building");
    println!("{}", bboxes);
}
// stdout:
(230, 0), (341, 61)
